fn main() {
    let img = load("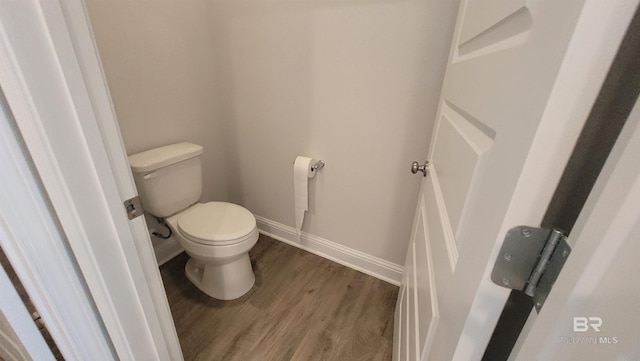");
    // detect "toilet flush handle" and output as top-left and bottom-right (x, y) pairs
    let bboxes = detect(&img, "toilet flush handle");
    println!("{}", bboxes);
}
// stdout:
(143, 171), (158, 180)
